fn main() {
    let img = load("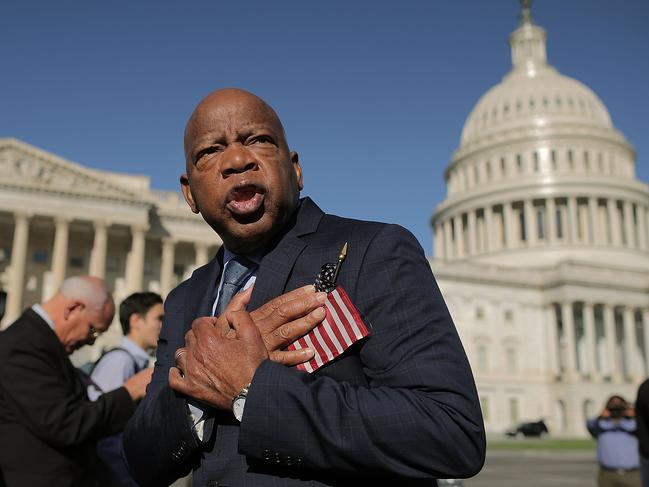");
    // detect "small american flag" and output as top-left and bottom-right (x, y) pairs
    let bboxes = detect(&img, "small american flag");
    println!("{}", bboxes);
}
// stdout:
(289, 260), (370, 373)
